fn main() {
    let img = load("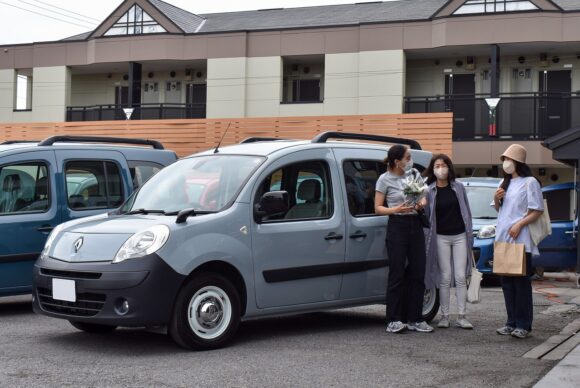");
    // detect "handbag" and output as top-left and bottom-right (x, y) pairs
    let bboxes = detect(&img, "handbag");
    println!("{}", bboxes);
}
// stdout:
(467, 252), (482, 303)
(493, 241), (527, 276)
(417, 208), (431, 228)
(529, 198), (551, 245)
